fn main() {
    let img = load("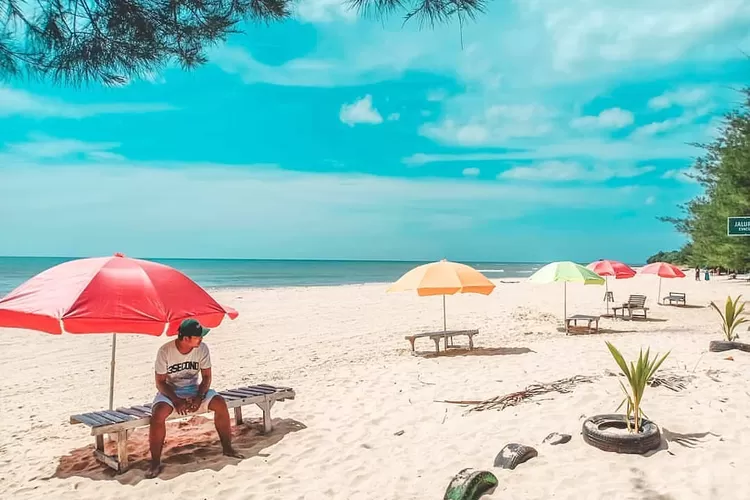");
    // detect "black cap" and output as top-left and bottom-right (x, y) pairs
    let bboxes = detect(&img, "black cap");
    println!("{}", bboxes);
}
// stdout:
(177, 318), (210, 337)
